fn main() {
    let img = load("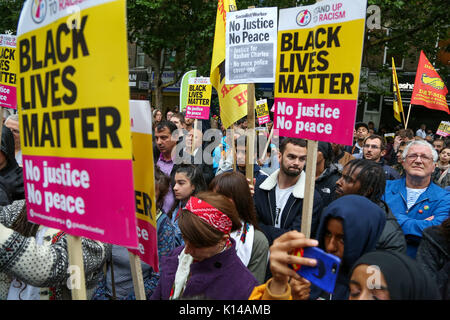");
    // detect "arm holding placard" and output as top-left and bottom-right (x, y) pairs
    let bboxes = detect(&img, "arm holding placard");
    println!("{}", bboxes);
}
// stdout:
(0, 199), (25, 227)
(0, 203), (110, 300)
